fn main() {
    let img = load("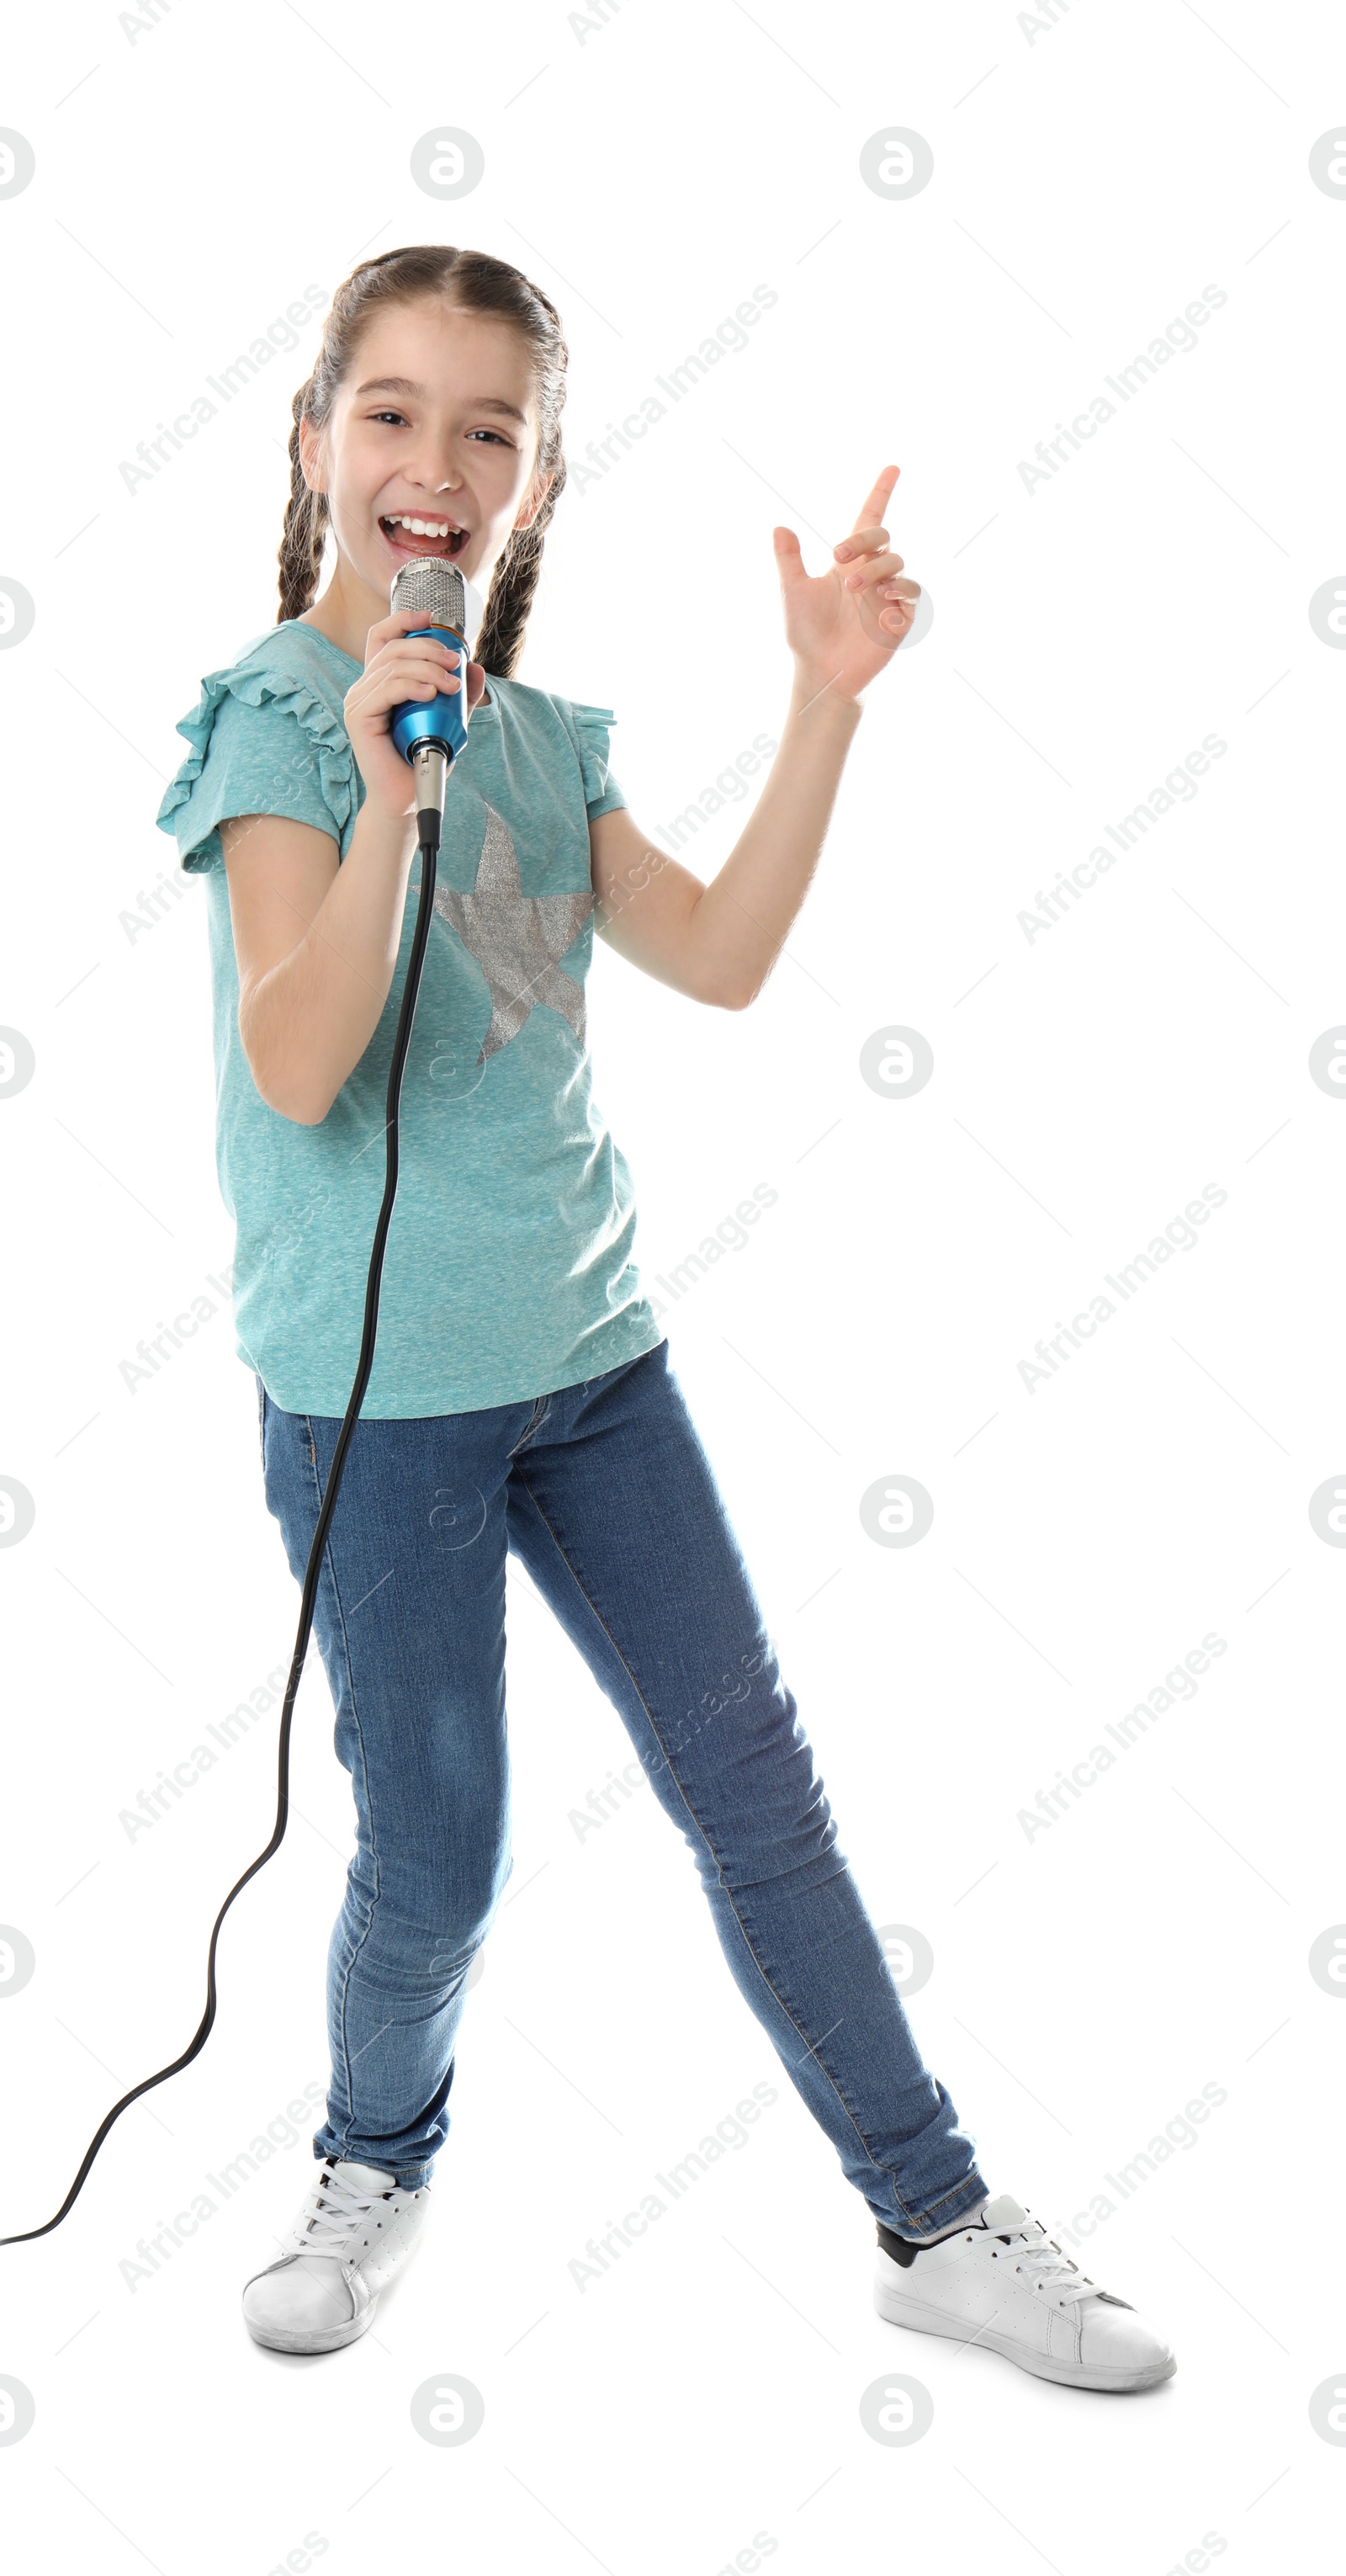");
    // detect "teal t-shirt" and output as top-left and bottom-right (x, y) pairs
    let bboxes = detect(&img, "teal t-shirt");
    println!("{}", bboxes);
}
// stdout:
(156, 619), (665, 1417)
